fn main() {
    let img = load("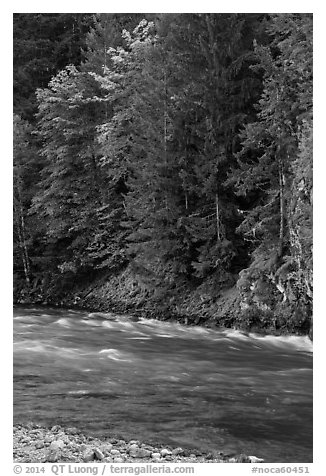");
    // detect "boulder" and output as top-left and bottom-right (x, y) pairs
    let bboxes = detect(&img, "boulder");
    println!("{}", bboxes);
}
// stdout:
(236, 454), (250, 463)
(248, 455), (264, 463)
